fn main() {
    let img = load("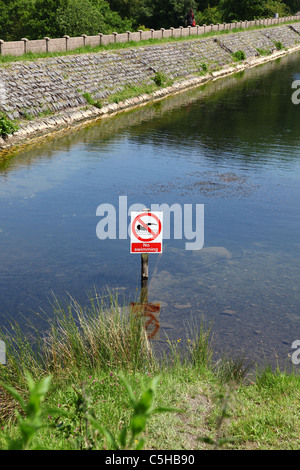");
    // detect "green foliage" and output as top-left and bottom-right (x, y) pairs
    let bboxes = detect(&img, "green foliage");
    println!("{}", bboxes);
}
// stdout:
(131, 0), (198, 30)
(152, 70), (168, 86)
(0, 113), (19, 137)
(0, 0), (34, 41)
(88, 375), (180, 450)
(284, 0), (300, 12)
(56, 0), (132, 37)
(195, 6), (223, 25)
(0, 0), (131, 40)
(0, 0), (297, 41)
(43, 375), (179, 450)
(263, 0), (291, 17)
(232, 49), (246, 61)
(216, 354), (254, 383)
(26, 0), (64, 39)
(257, 47), (271, 55)
(82, 92), (103, 108)
(219, 0), (290, 22)
(0, 372), (52, 450)
(275, 40), (283, 49)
